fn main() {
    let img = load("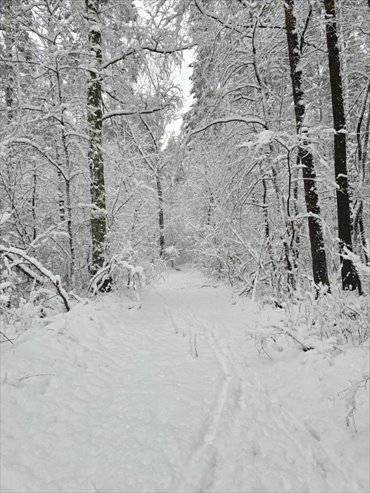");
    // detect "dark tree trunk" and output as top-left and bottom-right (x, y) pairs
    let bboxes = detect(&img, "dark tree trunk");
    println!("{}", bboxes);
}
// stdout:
(86, 0), (107, 274)
(324, 0), (361, 292)
(354, 83), (370, 267)
(284, 0), (330, 290)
